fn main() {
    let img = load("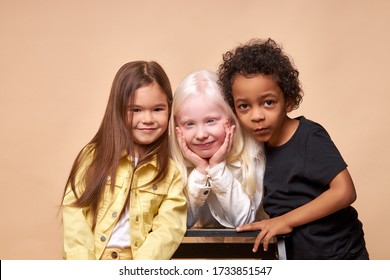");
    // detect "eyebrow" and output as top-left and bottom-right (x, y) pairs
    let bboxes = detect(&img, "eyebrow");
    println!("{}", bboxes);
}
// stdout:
(130, 102), (168, 107)
(235, 92), (277, 102)
(261, 92), (278, 98)
(152, 103), (168, 107)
